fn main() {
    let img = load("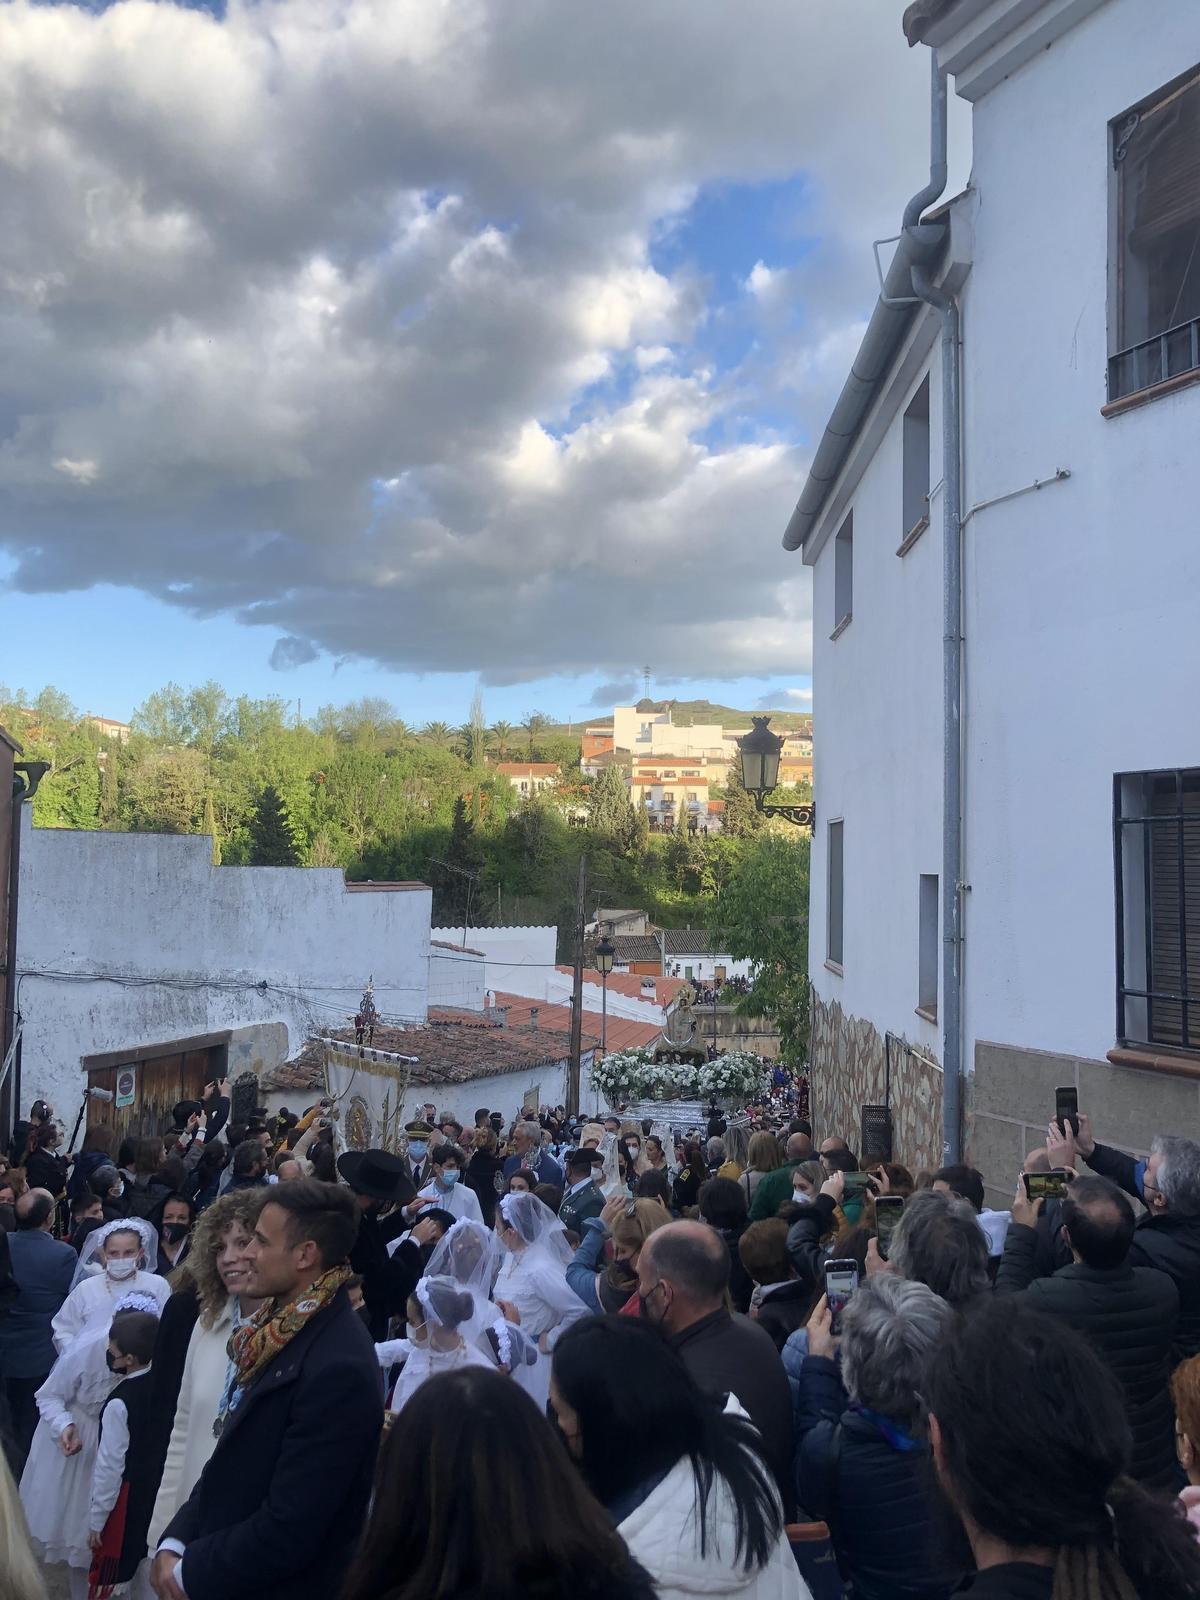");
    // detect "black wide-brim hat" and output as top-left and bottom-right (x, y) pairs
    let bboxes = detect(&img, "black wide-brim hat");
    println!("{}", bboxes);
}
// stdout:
(337, 1149), (417, 1205)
